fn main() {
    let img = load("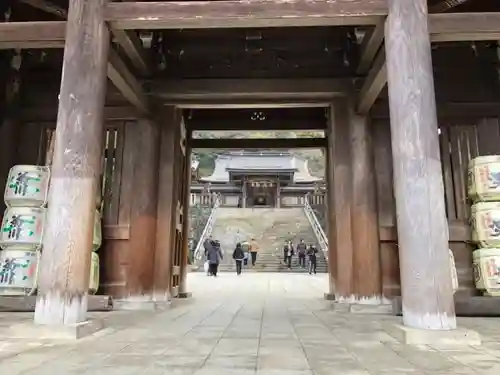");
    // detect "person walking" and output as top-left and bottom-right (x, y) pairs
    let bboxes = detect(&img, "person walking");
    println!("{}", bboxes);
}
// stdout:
(249, 238), (260, 267)
(297, 239), (307, 268)
(241, 240), (250, 267)
(283, 240), (294, 270)
(203, 235), (213, 275)
(232, 242), (245, 275)
(206, 239), (223, 277)
(307, 244), (318, 275)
